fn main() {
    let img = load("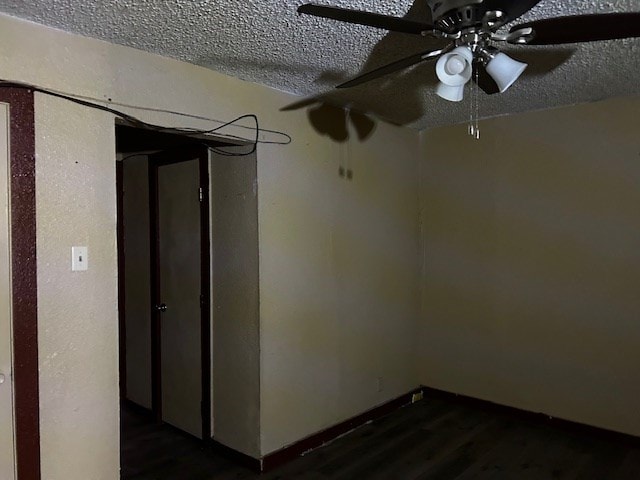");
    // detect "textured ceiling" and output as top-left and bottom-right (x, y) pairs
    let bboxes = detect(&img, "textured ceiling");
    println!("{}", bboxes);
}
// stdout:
(0, 0), (639, 129)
